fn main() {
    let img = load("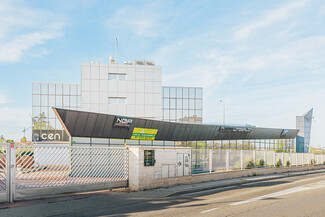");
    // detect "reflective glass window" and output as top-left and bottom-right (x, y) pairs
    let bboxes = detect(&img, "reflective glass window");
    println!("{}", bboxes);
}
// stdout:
(56, 95), (62, 107)
(170, 99), (176, 109)
(41, 95), (48, 107)
(70, 96), (77, 106)
(189, 88), (195, 98)
(49, 96), (55, 107)
(41, 83), (48, 94)
(176, 110), (182, 120)
(63, 84), (70, 95)
(189, 110), (195, 117)
(108, 73), (118, 80)
(163, 98), (169, 108)
(170, 110), (176, 119)
(32, 95), (40, 106)
(32, 83), (41, 94)
(49, 84), (55, 95)
(176, 88), (182, 98)
(163, 110), (169, 119)
(196, 99), (202, 109)
(196, 88), (203, 98)
(63, 96), (69, 107)
(119, 98), (126, 104)
(163, 88), (169, 97)
(108, 98), (118, 104)
(56, 84), (62, 94)
(176, 99), (182, 109)
(183, 99), (188, 109)
(119, 74), (126, 80)
(196, 110), (202, 118)
(170, 88), (176, 98)
(183, 88), (189, 98)
(189, 99), (195, 109)
(70, 84), (77, 95)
